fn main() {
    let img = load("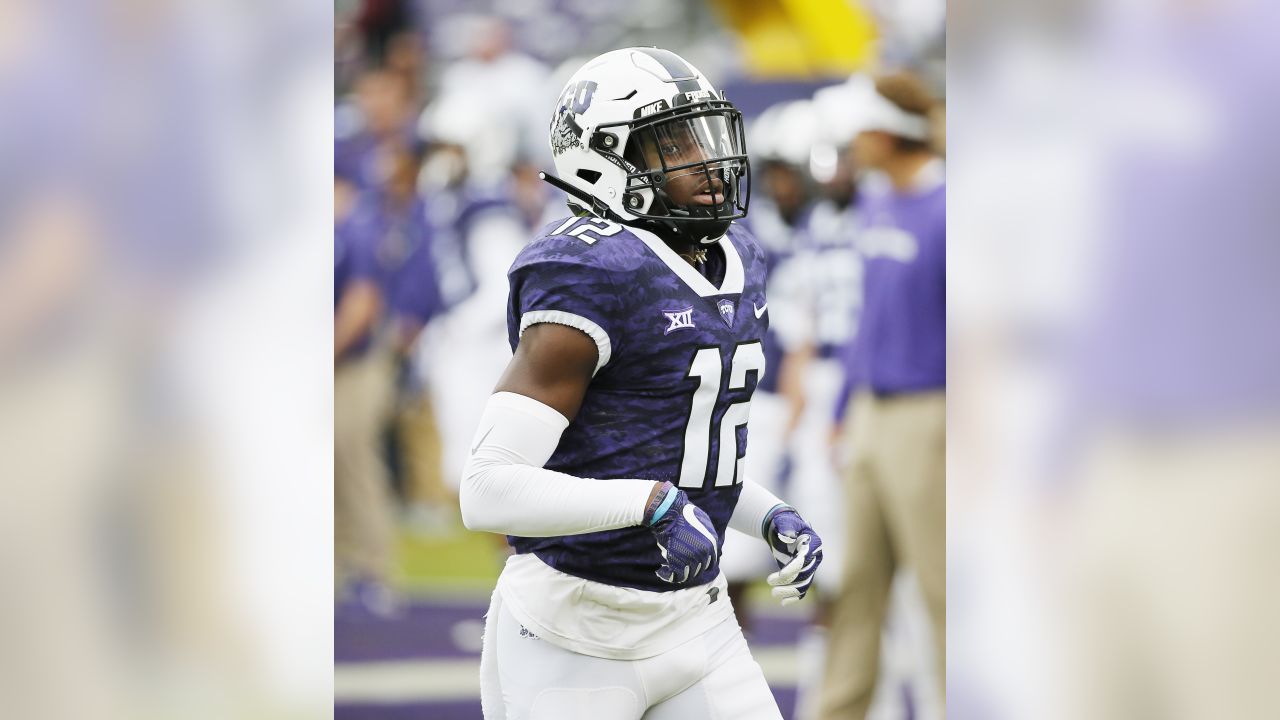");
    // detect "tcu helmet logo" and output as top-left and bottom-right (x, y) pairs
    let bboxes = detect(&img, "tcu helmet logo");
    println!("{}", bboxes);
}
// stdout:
(550, 80), (598, 156)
